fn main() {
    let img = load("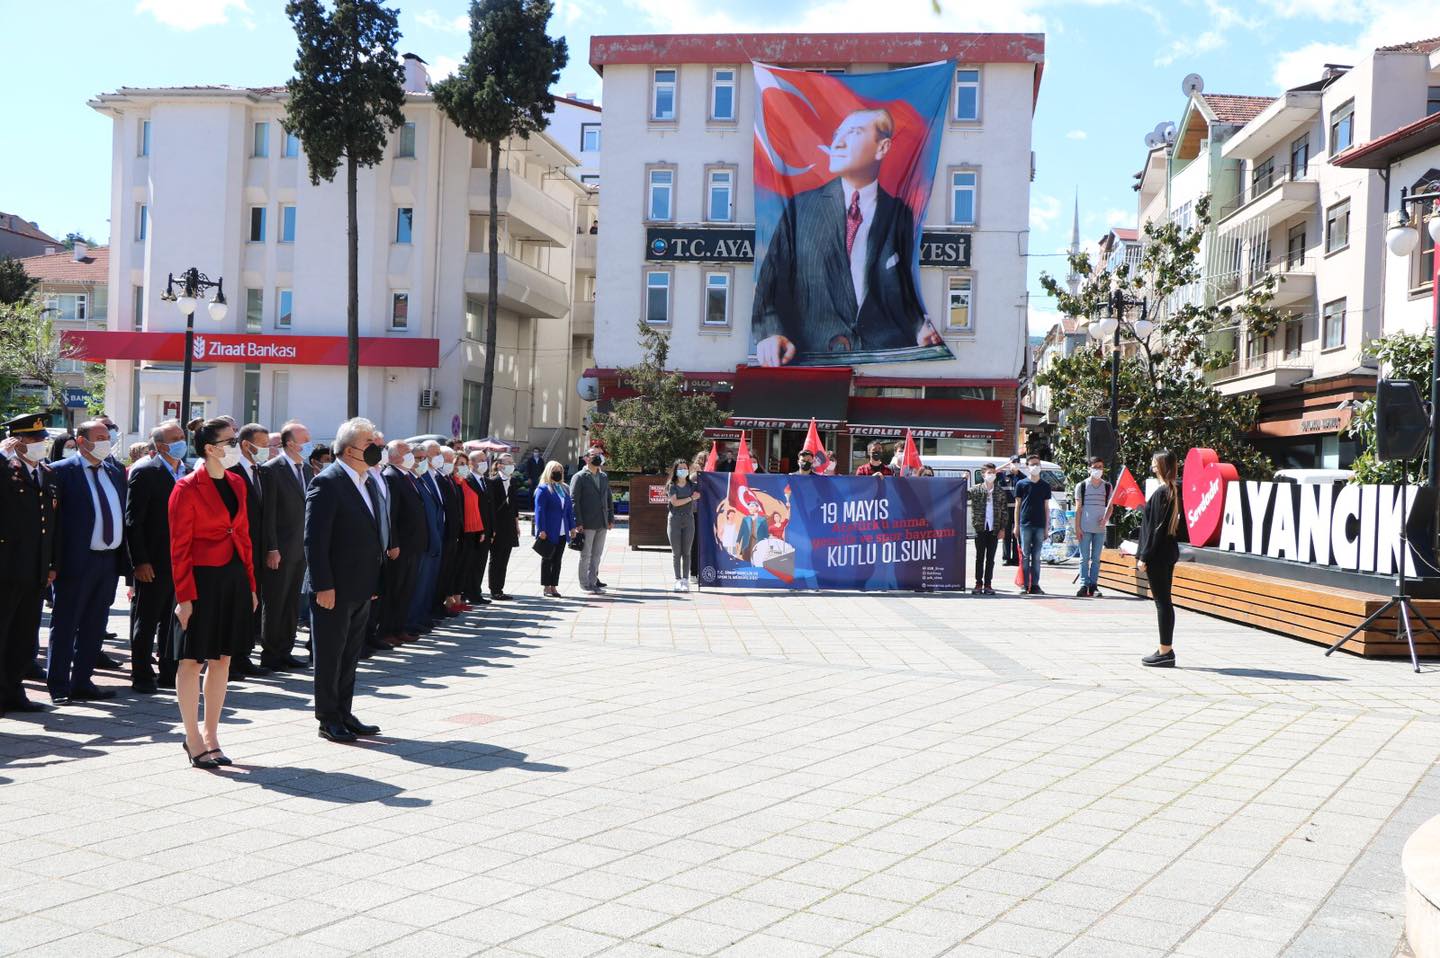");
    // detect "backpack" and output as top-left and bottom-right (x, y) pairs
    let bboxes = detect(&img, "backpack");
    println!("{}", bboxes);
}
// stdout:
(1077, 479), (1111, 508)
